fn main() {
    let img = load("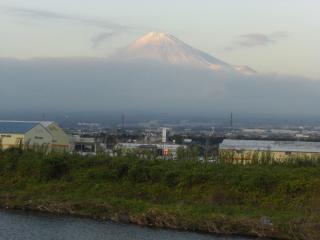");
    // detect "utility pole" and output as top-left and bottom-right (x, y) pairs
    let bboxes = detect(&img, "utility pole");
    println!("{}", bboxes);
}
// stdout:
(121, 114), (125, 130)
(205, 136), (209, 162)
